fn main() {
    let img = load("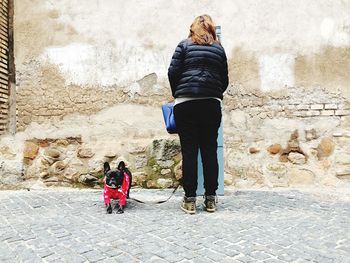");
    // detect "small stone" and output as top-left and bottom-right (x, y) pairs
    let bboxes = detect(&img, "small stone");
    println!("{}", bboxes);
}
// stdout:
(104, 152), (117, 158)
(156, 178), (173, 188)
(78, 174), (98, 184)
(157, 160), (175, 168)
(160, 169), (171, 176)
(249, 147), (260, 154)
(287, 152), (306, 164)
(44, 148), (60, 159)
(146, 180), (157, 188)
(23, 142), (39, 160)
(55, 139), (69, 146)
(40, 172), (49, 179)
(267, 144), (282, 155)
(51, 161), (66, 174)
(224, 173), (233, 186)
(0, 145), (16, 159)
(77, 148), (94, 158)
(333, 132), (343, 137)
(317, 137), (334, 159)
